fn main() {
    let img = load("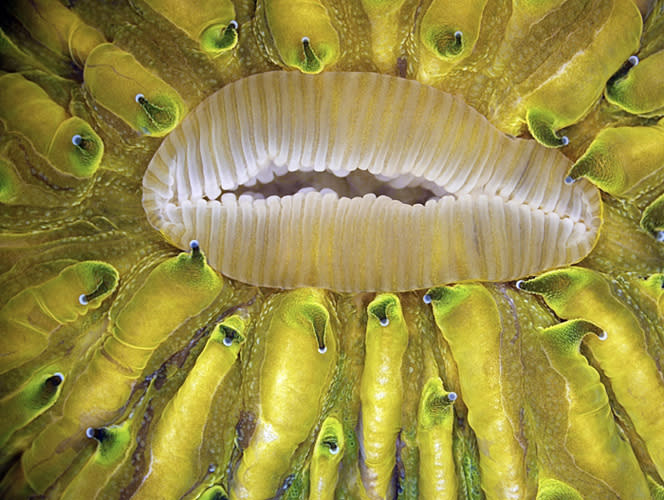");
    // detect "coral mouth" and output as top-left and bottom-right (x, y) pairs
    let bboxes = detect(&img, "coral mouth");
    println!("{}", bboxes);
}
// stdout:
(213, 167), (452, 206)
(143, 71), (601, 292)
